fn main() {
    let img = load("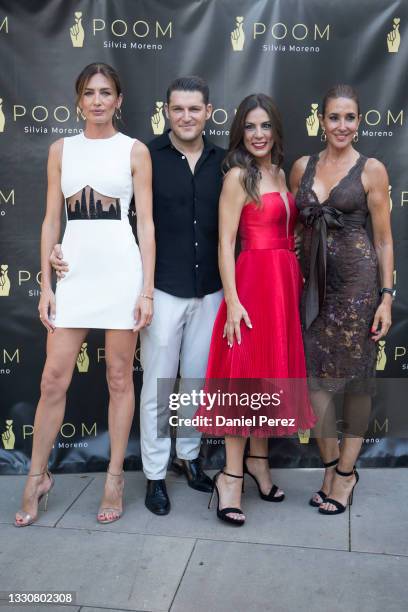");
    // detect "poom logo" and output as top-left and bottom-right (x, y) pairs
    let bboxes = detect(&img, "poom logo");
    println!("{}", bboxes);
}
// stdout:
(387, 18), (401, 53)
(0, 97), (5, 133)
(1, 419), (15, 450)
(231, 16), (245, 51)
(133, 344), (143, 372)
(0, 264), (10, 296)
(151, 101), (165, 135)
(298, 429), (310, 444)
(0, 188), (15, 214)
(0, 16), (9, 34)
(376, 340), (387, 371)
(1, 348), (20, 377)
(306, 103), (320, 136)
(70, 11), (85, 48)
(76, 342), (90, 373)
